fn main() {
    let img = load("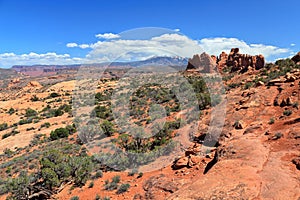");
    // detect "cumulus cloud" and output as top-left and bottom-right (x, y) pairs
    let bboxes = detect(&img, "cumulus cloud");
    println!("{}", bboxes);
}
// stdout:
(0, 52), (84, 68)
(79, 44), (90, 49)
(198, 37), (289, 59)
(87, 33), (203, 62)
(86, 34), (290, 62)
(95, 33), (120, 39)
(66, 43), (90, 49)
(66, 42), (78, 48)
(0, 32), (292, 68)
